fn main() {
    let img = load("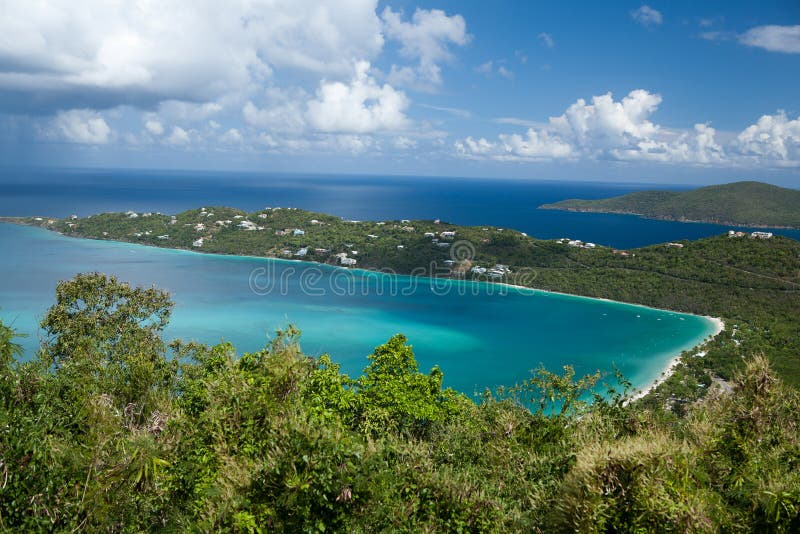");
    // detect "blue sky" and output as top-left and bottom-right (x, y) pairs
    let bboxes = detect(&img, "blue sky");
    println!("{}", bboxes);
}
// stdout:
(1, 1), (799, 184)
